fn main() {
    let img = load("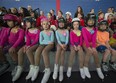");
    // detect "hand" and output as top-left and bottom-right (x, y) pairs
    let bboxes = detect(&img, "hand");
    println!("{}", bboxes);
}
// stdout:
(74, 45), (77, 51)
(77, 45), (81, 51)
(92, 48), (97, 53)
(24, 46), (30, 52)
(26, 46), (30, 50)
(0, 46), (2, 49)
(62, 44), (67, 50)
(88, 47), (93, 53)
(9, 47), (16, 53)
(49, 42), (54, 44)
